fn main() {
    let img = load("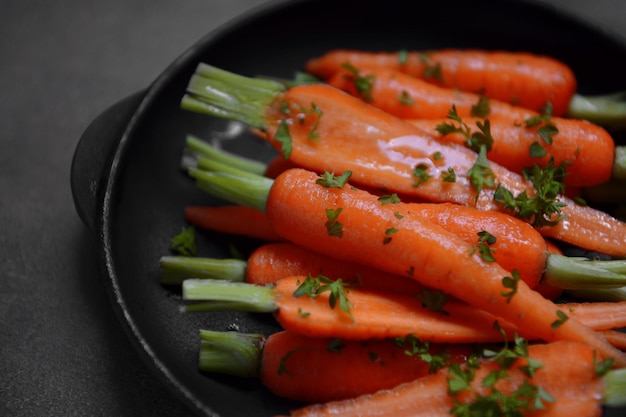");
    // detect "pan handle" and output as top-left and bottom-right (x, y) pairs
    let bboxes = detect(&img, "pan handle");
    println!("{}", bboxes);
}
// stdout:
(71, 89), (147, 232)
